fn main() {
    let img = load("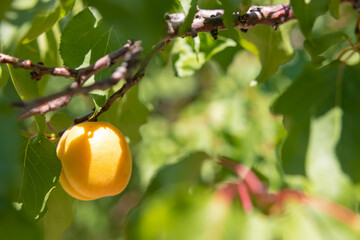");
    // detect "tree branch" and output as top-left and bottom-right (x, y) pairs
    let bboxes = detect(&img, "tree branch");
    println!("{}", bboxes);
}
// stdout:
(2, 1), (359, 122)
(74, 41), (167, 124)
(166, 3), (294, 39)
(18, 41), (142, 120)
